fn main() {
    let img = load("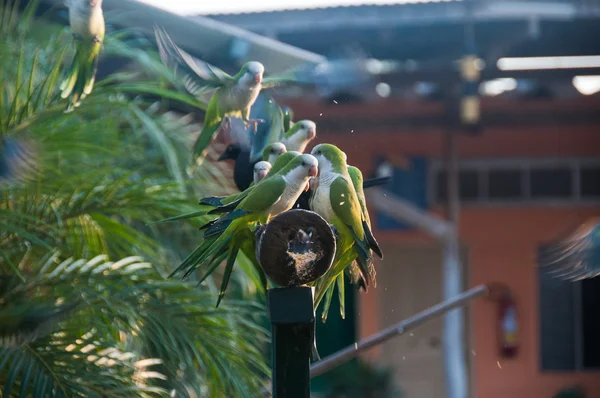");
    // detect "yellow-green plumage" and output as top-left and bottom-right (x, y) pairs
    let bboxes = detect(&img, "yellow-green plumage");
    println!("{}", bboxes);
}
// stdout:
(309, 144), (382, 321)
(61, 0), (105, 112)
(171, 154), (319, 306)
